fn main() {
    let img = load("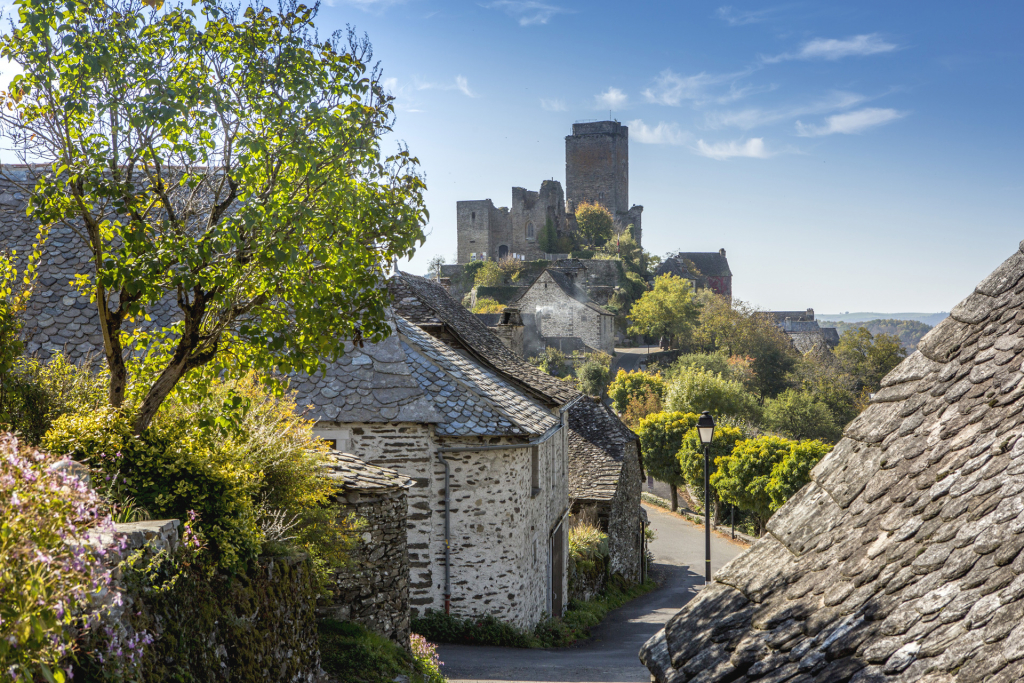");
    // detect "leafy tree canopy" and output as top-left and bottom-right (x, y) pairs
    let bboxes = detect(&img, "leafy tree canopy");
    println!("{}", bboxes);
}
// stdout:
(835, 327), (907, 393)
(677, 422), (747, 516)
(471, 297), (504, 314)
(628, 274), (700, 347)
(762, 388), (839, 443)
(0, 0), (427, 433)
(607, 369), (665, 414)
(635, 411), (698, 488)
(574, 202), (614, 246)
(819, 318), (932, 352)
(474, 261), (503, 287)
(663, 366), (760, 423)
